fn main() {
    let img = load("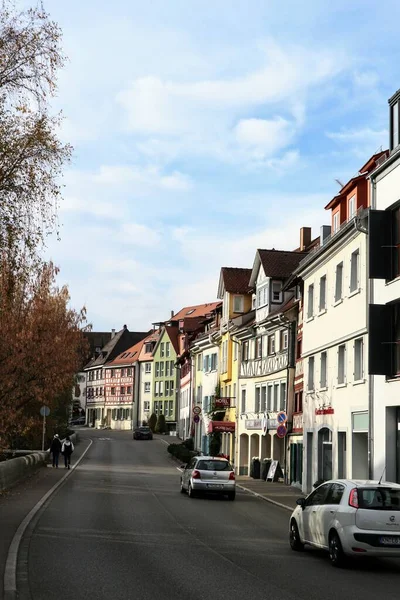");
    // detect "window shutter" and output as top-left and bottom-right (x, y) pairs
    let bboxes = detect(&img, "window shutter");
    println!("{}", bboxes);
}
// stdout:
(368, 304), (392, 375)
(369, 210), (392, 280)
